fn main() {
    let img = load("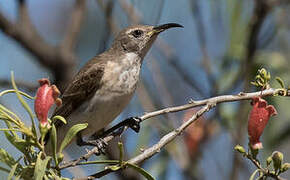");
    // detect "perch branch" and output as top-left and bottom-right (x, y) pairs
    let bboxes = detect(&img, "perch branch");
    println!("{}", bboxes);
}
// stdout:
(59, 88), (288, 176)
